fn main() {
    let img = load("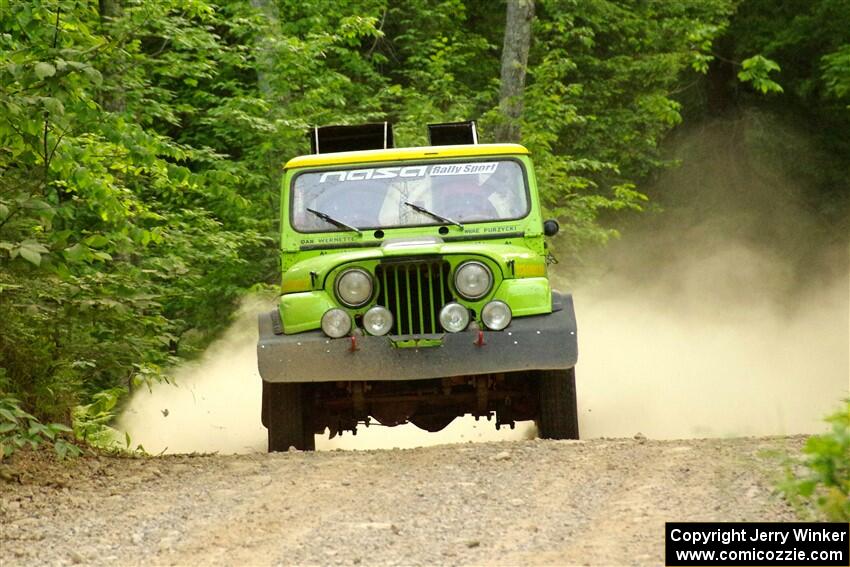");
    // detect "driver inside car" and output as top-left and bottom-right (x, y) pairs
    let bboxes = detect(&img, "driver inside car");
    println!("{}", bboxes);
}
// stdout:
(431, 176), (499, 222)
